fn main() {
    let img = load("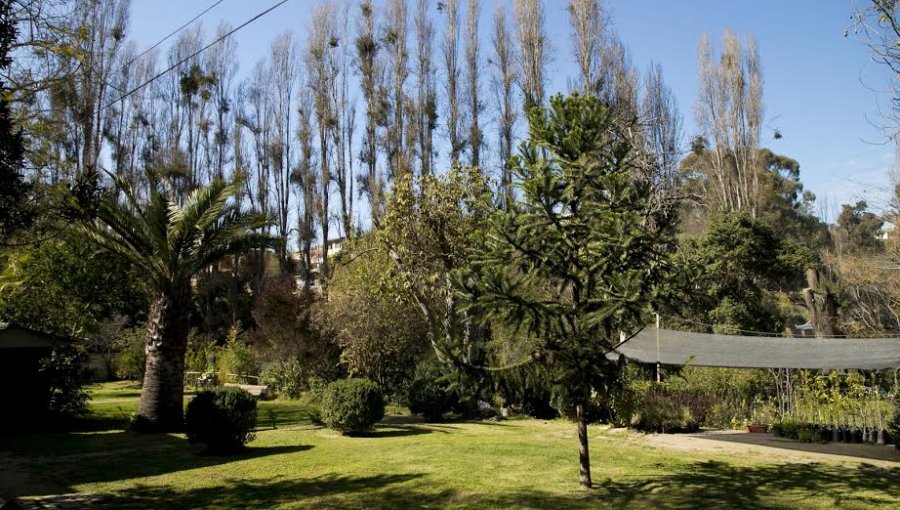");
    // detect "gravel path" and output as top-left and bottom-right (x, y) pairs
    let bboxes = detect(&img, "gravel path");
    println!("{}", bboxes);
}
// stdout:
(641, 429), (900, 468)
